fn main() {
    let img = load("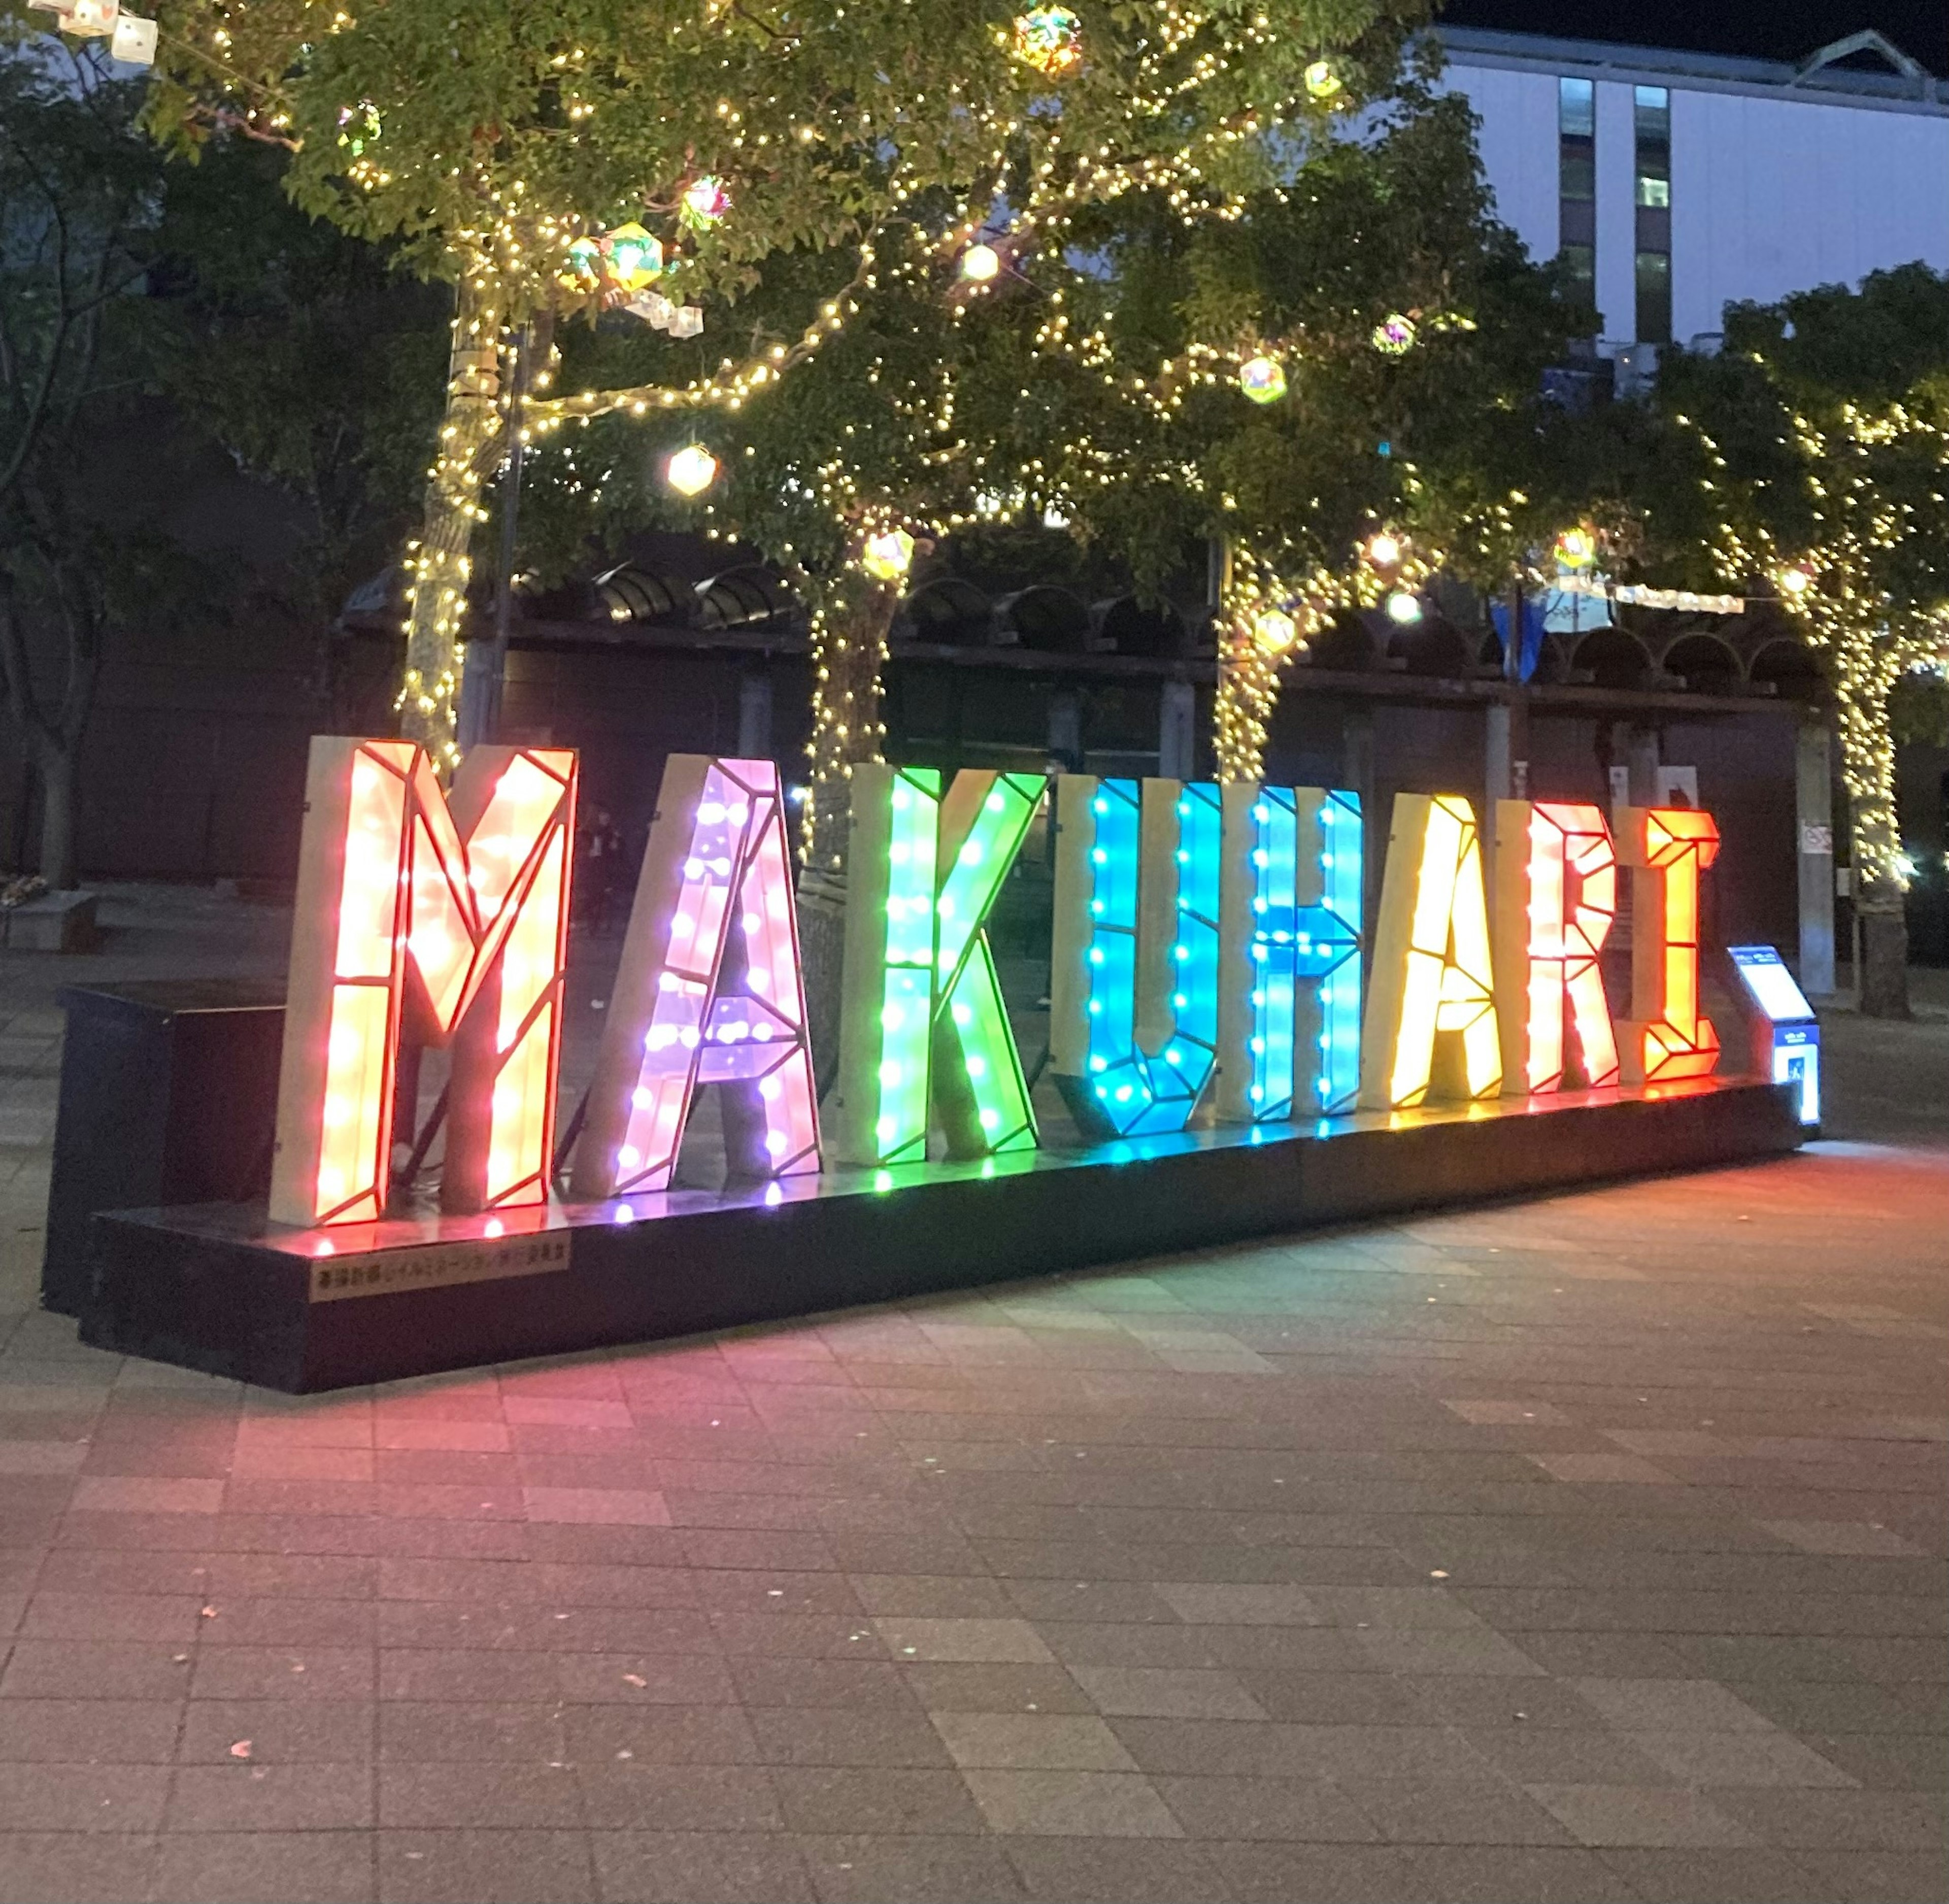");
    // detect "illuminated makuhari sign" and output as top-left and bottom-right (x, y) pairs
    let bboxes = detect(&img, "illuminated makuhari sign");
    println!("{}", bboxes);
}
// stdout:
(1621, 805), (1723, 1083)
(1360, 793), (1501, 1111)
(1493, 800), (1620, 1094)
(827, 765), (1044, 1166)
(1216, 786), (1364, 1120)
(570, 756), (818, 1201)
(270, 745), (1758, 1245)
(270, 739), (577, 1226)
(1051, 776), (1223, 1141)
